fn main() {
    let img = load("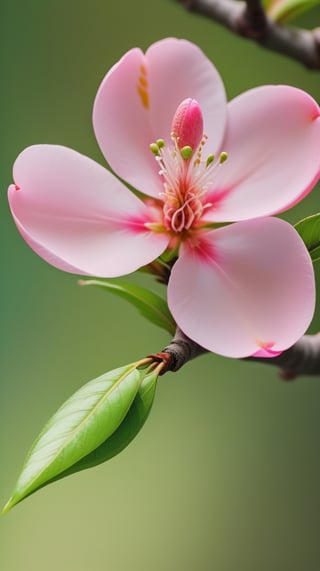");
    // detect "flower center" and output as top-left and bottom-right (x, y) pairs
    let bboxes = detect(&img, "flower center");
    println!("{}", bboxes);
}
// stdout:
(150, 98), (227, 234)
